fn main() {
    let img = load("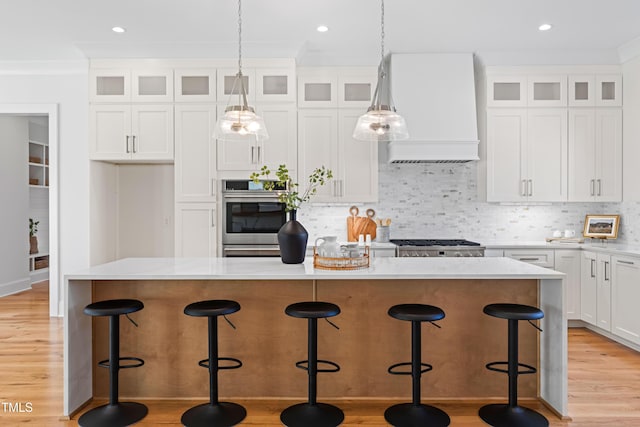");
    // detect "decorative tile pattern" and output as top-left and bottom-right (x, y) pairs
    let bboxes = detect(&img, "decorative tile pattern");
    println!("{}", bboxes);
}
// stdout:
(298, 163), (635, 244)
